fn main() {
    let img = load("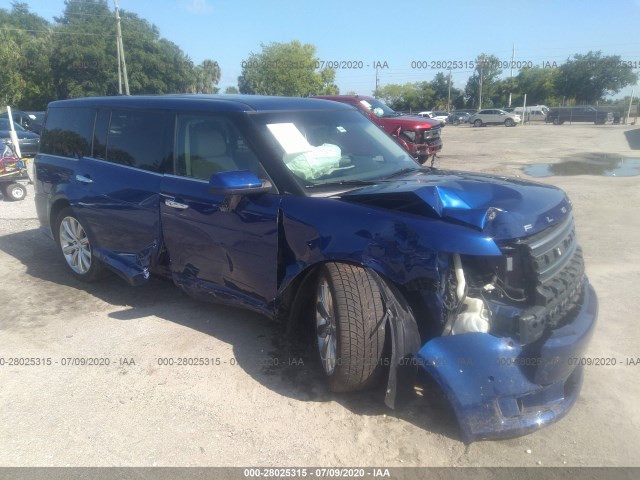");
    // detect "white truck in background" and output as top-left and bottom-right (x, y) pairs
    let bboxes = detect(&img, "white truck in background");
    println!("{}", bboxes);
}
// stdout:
(513, 105), (549, 122)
